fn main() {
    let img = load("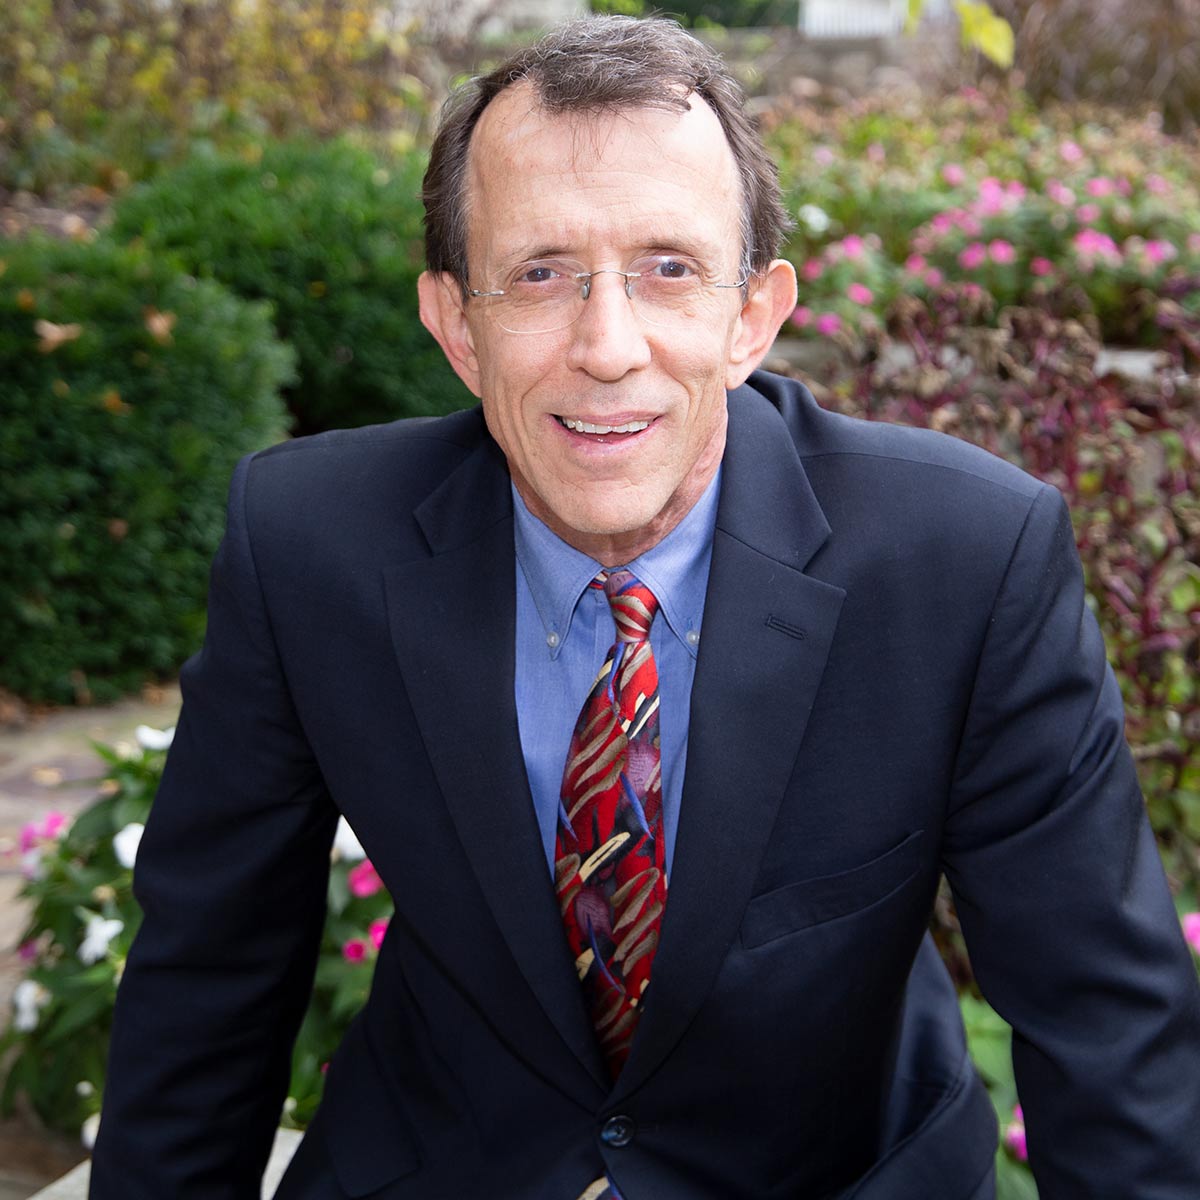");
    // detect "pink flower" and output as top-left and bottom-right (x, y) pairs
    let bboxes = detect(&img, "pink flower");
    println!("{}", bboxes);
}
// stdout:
(988, 239), (1016, 264)
(342, 938), (368, 963)
(1143, 239), (1177, 265)
(923, 268), (943, 287)
(866, 142), (885, 164)
(1085, 176), (1115, 197)
(846, 282), (874, 305)
(941, 164), (965, 186)
(18, 812), (69, 855)
(1183, 912), (1200, 954)
(1146, 174), (1170, 196)
(800, 258), (824, 282)
(905, 253), (927, 273)
(1005, 180), (1027, 200)
(813, 146), (836, 166)
(841, 234), (866, 261)
(369, 918), (390, 951)
(1075, 203), (1101, 224)
(348, 860), (384, 898)
(790, 305), (813, 329)
(1189, 233), (1200, 254)
(1004, 1105), (1028, 1161)
(1073, 229), (1122, 265)
(18, 940), (38, 962)
(1046, 180), (1076, 206)
(1030, 257), (1055, 277)
(958, 242), (987, 270)
(814, 312), (842, 336)
(1059, 139), (1084, 164)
